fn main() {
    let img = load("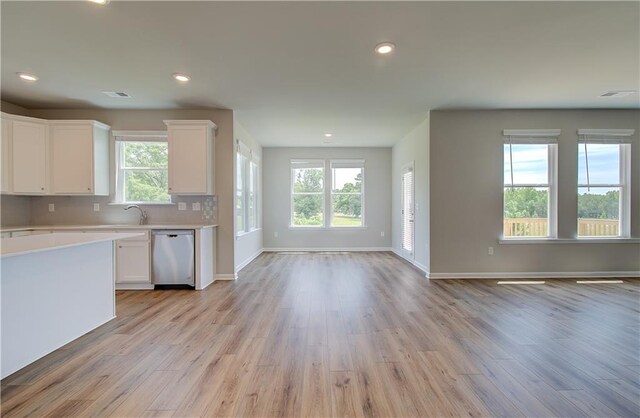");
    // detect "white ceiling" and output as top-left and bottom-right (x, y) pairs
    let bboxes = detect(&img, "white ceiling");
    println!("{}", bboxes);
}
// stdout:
(1, 1), (638, 147)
